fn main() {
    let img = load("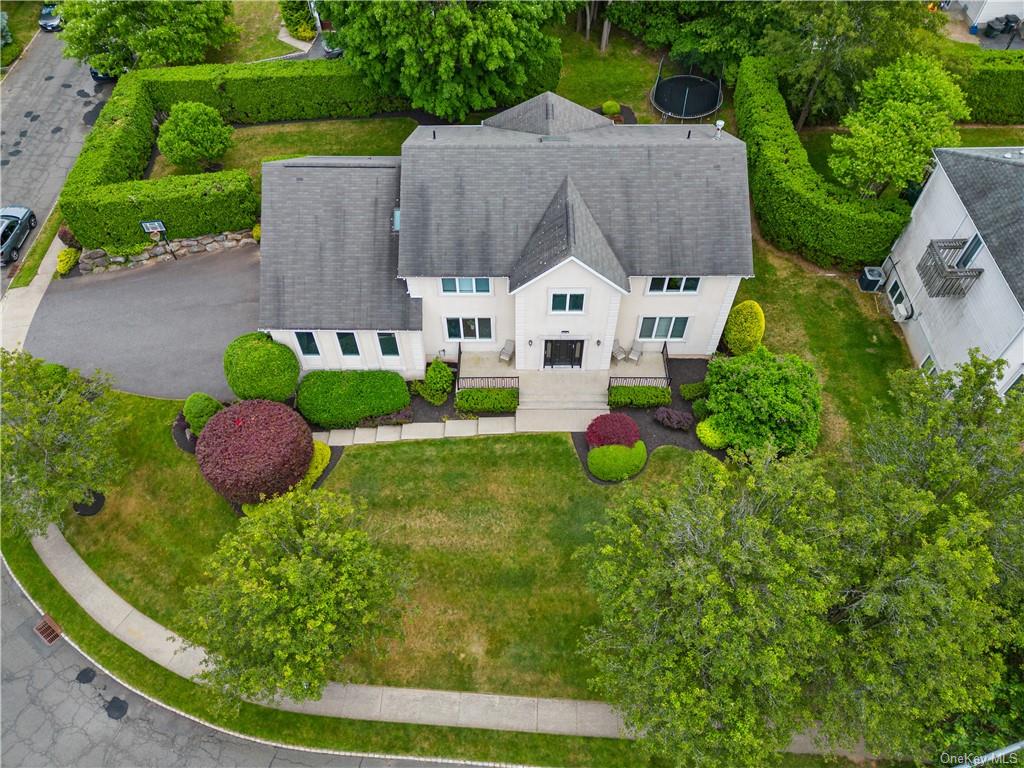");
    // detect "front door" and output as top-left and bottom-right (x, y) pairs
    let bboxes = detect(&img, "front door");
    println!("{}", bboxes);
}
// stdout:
(544, 339), (584, 368)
